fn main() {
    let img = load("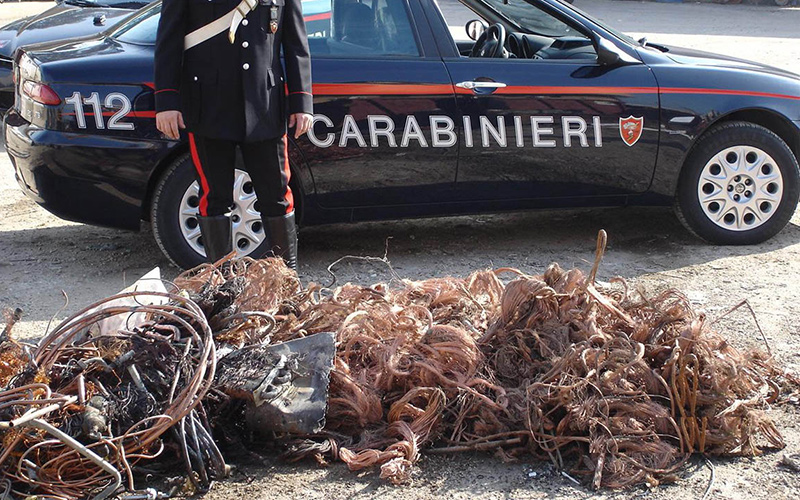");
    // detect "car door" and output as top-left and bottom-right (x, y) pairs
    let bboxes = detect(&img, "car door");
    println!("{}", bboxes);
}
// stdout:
(430, 0), (660, 201)
(299, 0), (458, 208)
